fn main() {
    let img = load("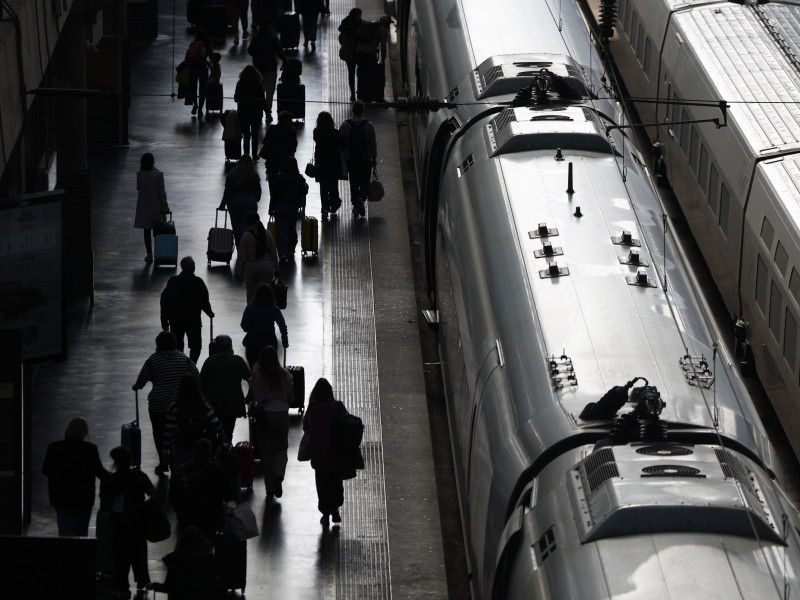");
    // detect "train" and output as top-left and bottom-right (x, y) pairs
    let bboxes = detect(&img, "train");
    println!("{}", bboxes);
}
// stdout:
(393, 0), (800, 598)
(604, 0), (800, 461)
